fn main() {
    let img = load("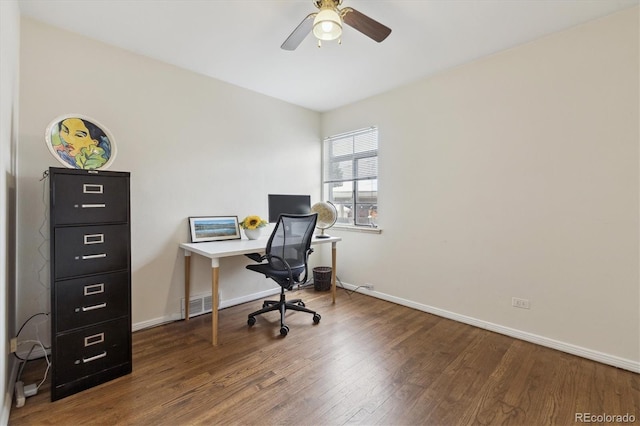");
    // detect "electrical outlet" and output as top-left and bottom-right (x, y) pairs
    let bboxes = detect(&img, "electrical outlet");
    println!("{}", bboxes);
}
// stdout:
(363, 283), (374, 290)
(512, 297), (530, 309)
(10, 338), (17, 353)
